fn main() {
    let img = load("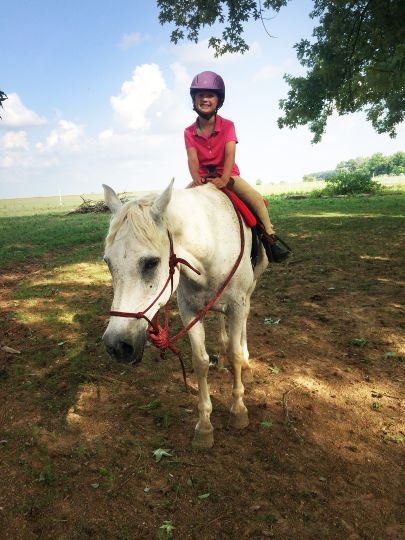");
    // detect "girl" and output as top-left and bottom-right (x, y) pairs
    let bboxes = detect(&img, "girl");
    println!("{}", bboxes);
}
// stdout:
(184, 71), (291, 263)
